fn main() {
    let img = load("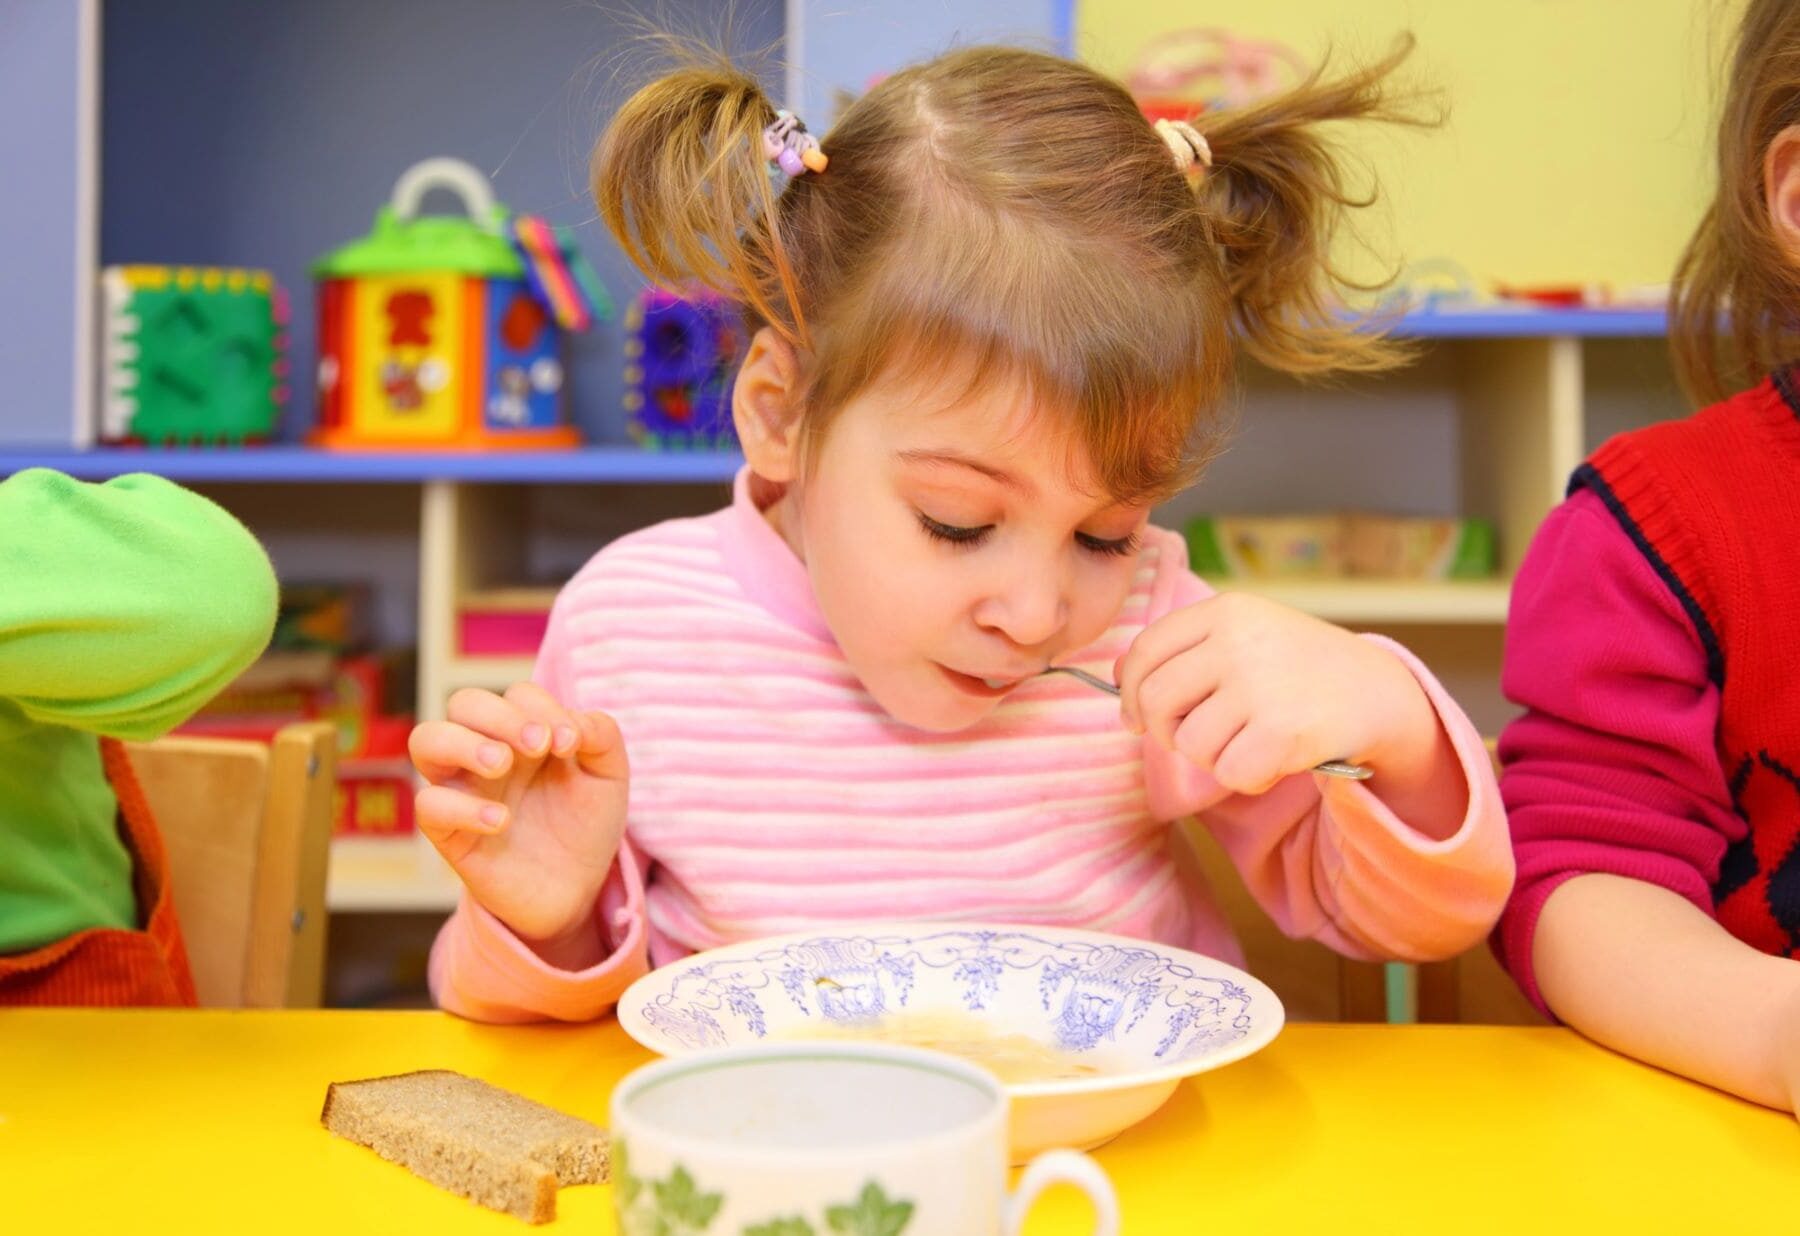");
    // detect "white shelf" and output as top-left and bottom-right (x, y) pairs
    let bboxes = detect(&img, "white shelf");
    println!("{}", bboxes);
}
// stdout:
(327, 837), (460, 913)
(1206, 578), (1513, 624)
(440, 655), (537, 692)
